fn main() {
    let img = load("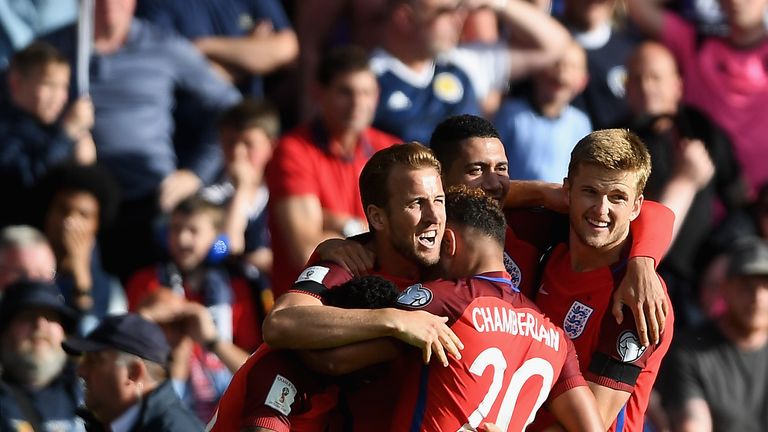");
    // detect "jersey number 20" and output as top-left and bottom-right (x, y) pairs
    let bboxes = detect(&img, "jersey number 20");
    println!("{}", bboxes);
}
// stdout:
(460, 348), (554, 432)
